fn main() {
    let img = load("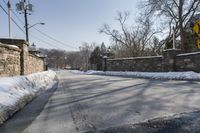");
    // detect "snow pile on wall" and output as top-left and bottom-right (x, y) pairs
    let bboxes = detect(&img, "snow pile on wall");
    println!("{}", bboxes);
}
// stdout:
(71, 70), (200, 80)
(0, 71), (58, 125)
